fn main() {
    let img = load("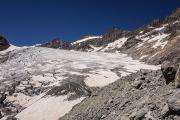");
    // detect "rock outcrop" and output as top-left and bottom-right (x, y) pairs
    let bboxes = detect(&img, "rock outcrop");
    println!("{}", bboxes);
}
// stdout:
(167, 91), (180, 115)
(161, 61), (178, 84)
(40, 38), (71, 49)
(175, 64), (180, 88)
(0, 35), (10, 51)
